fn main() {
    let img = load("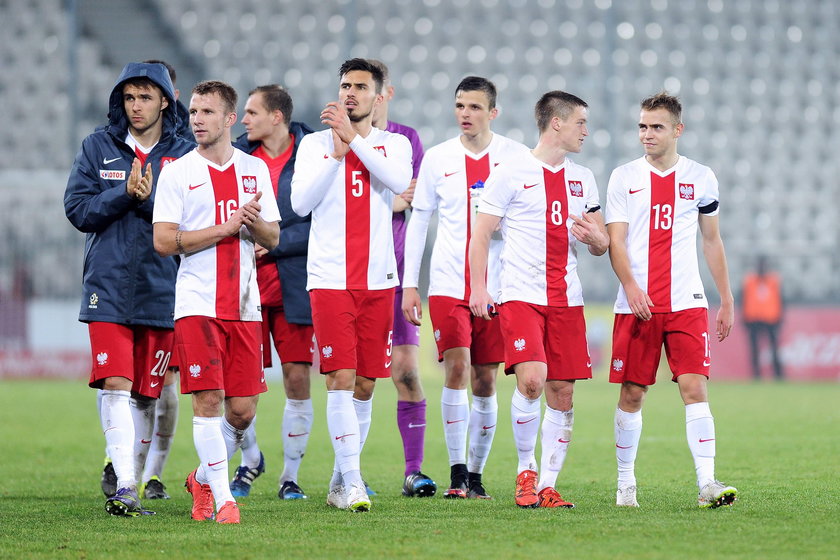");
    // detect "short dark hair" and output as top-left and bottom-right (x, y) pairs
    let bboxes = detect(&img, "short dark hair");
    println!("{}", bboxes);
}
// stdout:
(641, 92), (682, 125)
(192, 80), (238, 114)
(366, 59), (390, 86)
(534, 91), (588, 133)
(142, 59), (176, 85)
(455, 76), (497, 109)
(338, 58), (384, 94)
(122, 77), (165, 98)
(249, 85), (293, 125)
